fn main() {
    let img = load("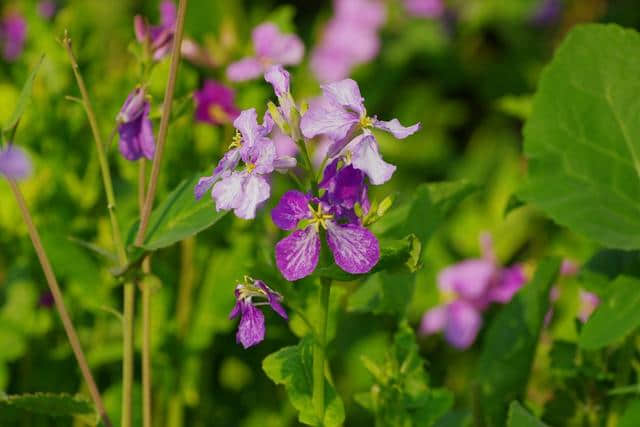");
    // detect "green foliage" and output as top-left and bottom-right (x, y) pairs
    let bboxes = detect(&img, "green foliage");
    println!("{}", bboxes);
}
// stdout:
(619, 399), (640, 427)
(507, 402), (547, 427)
(0, 393), (97, 424)
(3, 55), (44, 140)
(521, 24), (640, 250)
(474, 257), (561, 427)
(262, 337), (345, 427)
